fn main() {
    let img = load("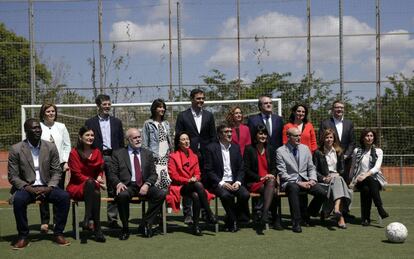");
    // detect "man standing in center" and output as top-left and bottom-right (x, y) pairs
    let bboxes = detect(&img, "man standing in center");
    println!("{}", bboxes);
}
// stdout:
(204, 124), (250, 232)
(175, 88), (216, 224)
(85, 94), (124, 228)
(248, 94), (284, 149)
